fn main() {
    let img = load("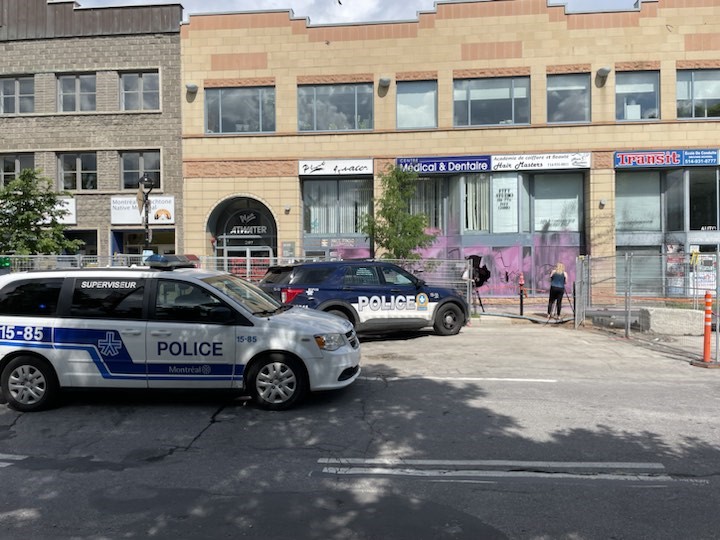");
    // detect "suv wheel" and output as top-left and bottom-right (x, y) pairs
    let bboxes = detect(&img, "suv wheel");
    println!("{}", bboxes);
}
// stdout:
(246, 354), (307, 410)
(2, 356), (59, 412)
(433, 304), (463, 336)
